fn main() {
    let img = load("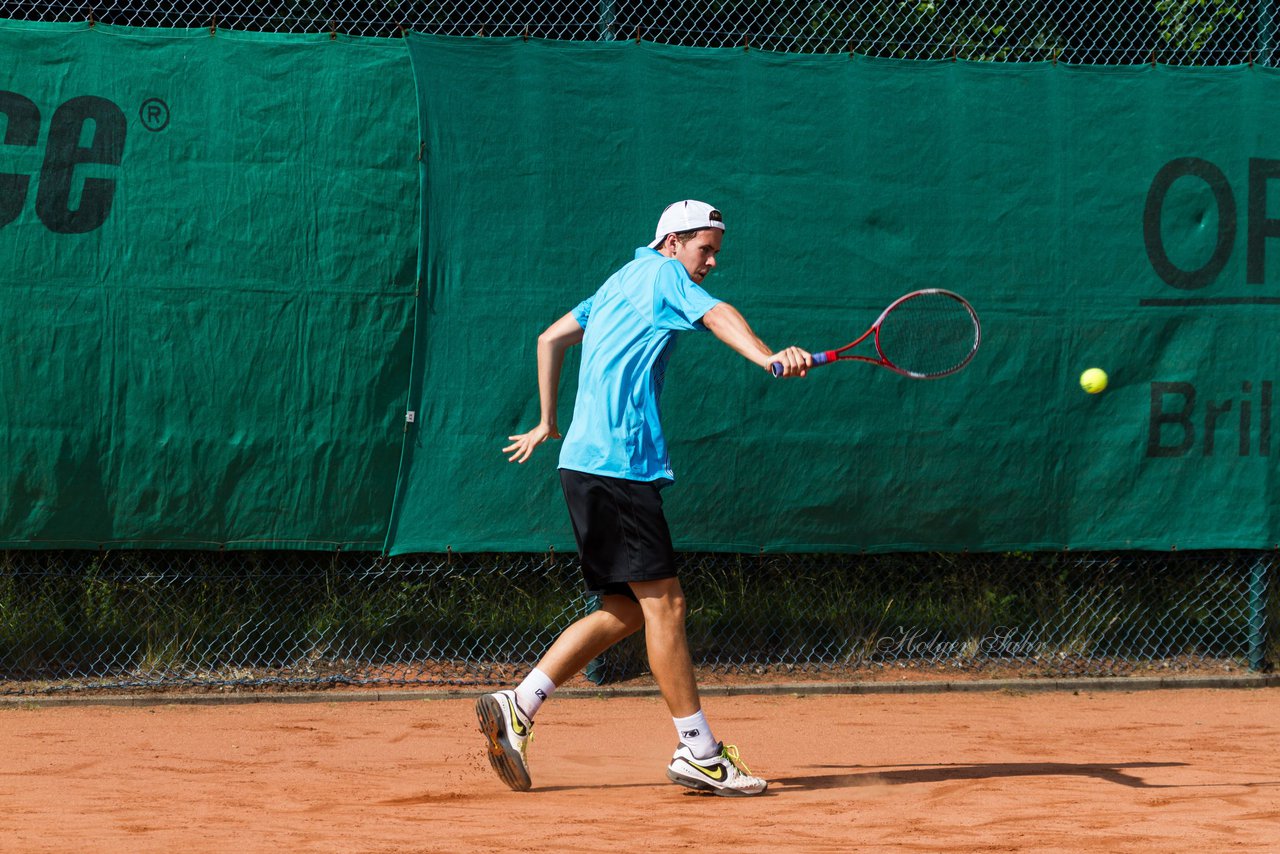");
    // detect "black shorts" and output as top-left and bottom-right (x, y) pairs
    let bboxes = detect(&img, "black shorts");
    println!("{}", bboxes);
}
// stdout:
(558, 468), (677, 601)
